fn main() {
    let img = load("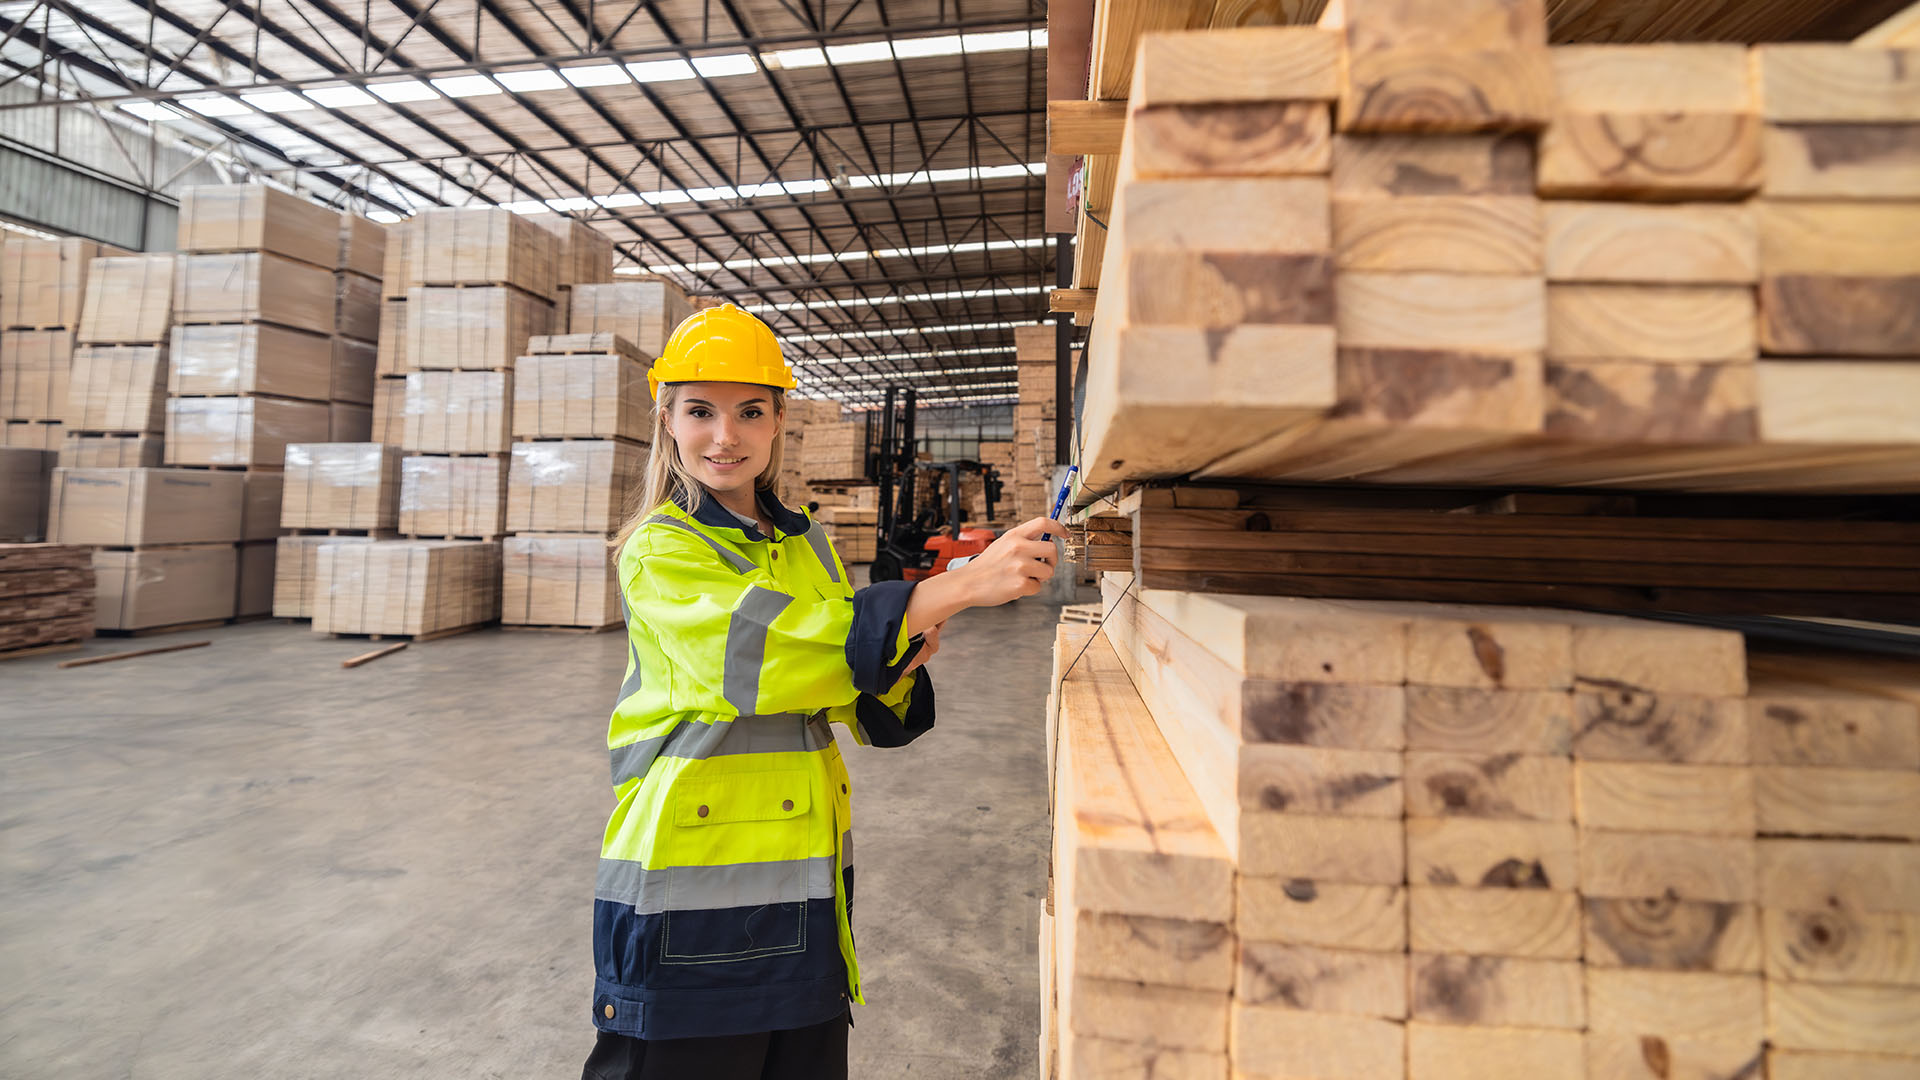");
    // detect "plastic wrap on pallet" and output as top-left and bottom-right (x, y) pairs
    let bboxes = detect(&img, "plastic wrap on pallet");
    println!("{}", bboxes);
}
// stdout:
(525, 212), (616, 289)
(566, 280), (690, 361)
(176, 184), (341, 268)
(501, 533), (619, 627)
(282, 442), (401, 530)
(407, 207), (558, 300)
(48, 466), (244, 545)
(2, 237), (124, 330)
(163, 396), (331, 468)
(173, 252), (336, 336)
(399, 455), (506, 538)
(93, 544), (237, 631)
(272, 533), (377, 618)
(512, 351), (652, 440)
(337, 213), (387, 278)
(61, 432), (163, 468)
(402, 370), (511, 453)
(506, 440), (643, 534)
(0, 329), (75, 421)
(167, 323), (332, 402)
(334, 270), (381, 342)
(331, 336), (376, 405)
(404, 286), (554, 372)
(64, 345), (167, 434)
(76, 254), (174, 345)
(311, 538), (500, 635)
(381, 221), (416, 301)
(375, 300), (409, 376)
